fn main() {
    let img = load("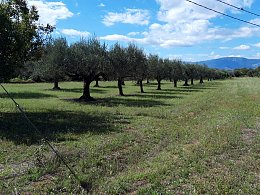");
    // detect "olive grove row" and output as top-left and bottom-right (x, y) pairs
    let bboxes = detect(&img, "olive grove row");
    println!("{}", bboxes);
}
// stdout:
(23, 38), (228, 101)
